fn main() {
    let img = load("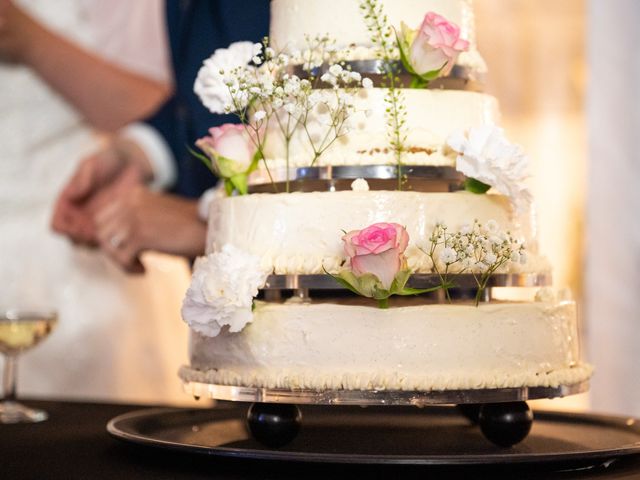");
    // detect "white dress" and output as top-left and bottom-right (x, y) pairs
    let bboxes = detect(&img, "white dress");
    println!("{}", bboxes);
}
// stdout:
(0, 0), (195, 405)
